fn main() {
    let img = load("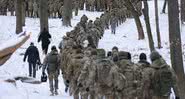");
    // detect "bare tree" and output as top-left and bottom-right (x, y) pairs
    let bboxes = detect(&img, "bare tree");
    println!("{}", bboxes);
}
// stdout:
(22, 0), (26, 26)
(16, 0), (23, 34)
(39, 0), (49, 32)
(142, 0), (155, 52)
(124, 0), (145, 40)
(168, 0), (185, 98)
(63, 0), (72, 27)
(181, 0), (185, 23)
(154, 0), (162, 48)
